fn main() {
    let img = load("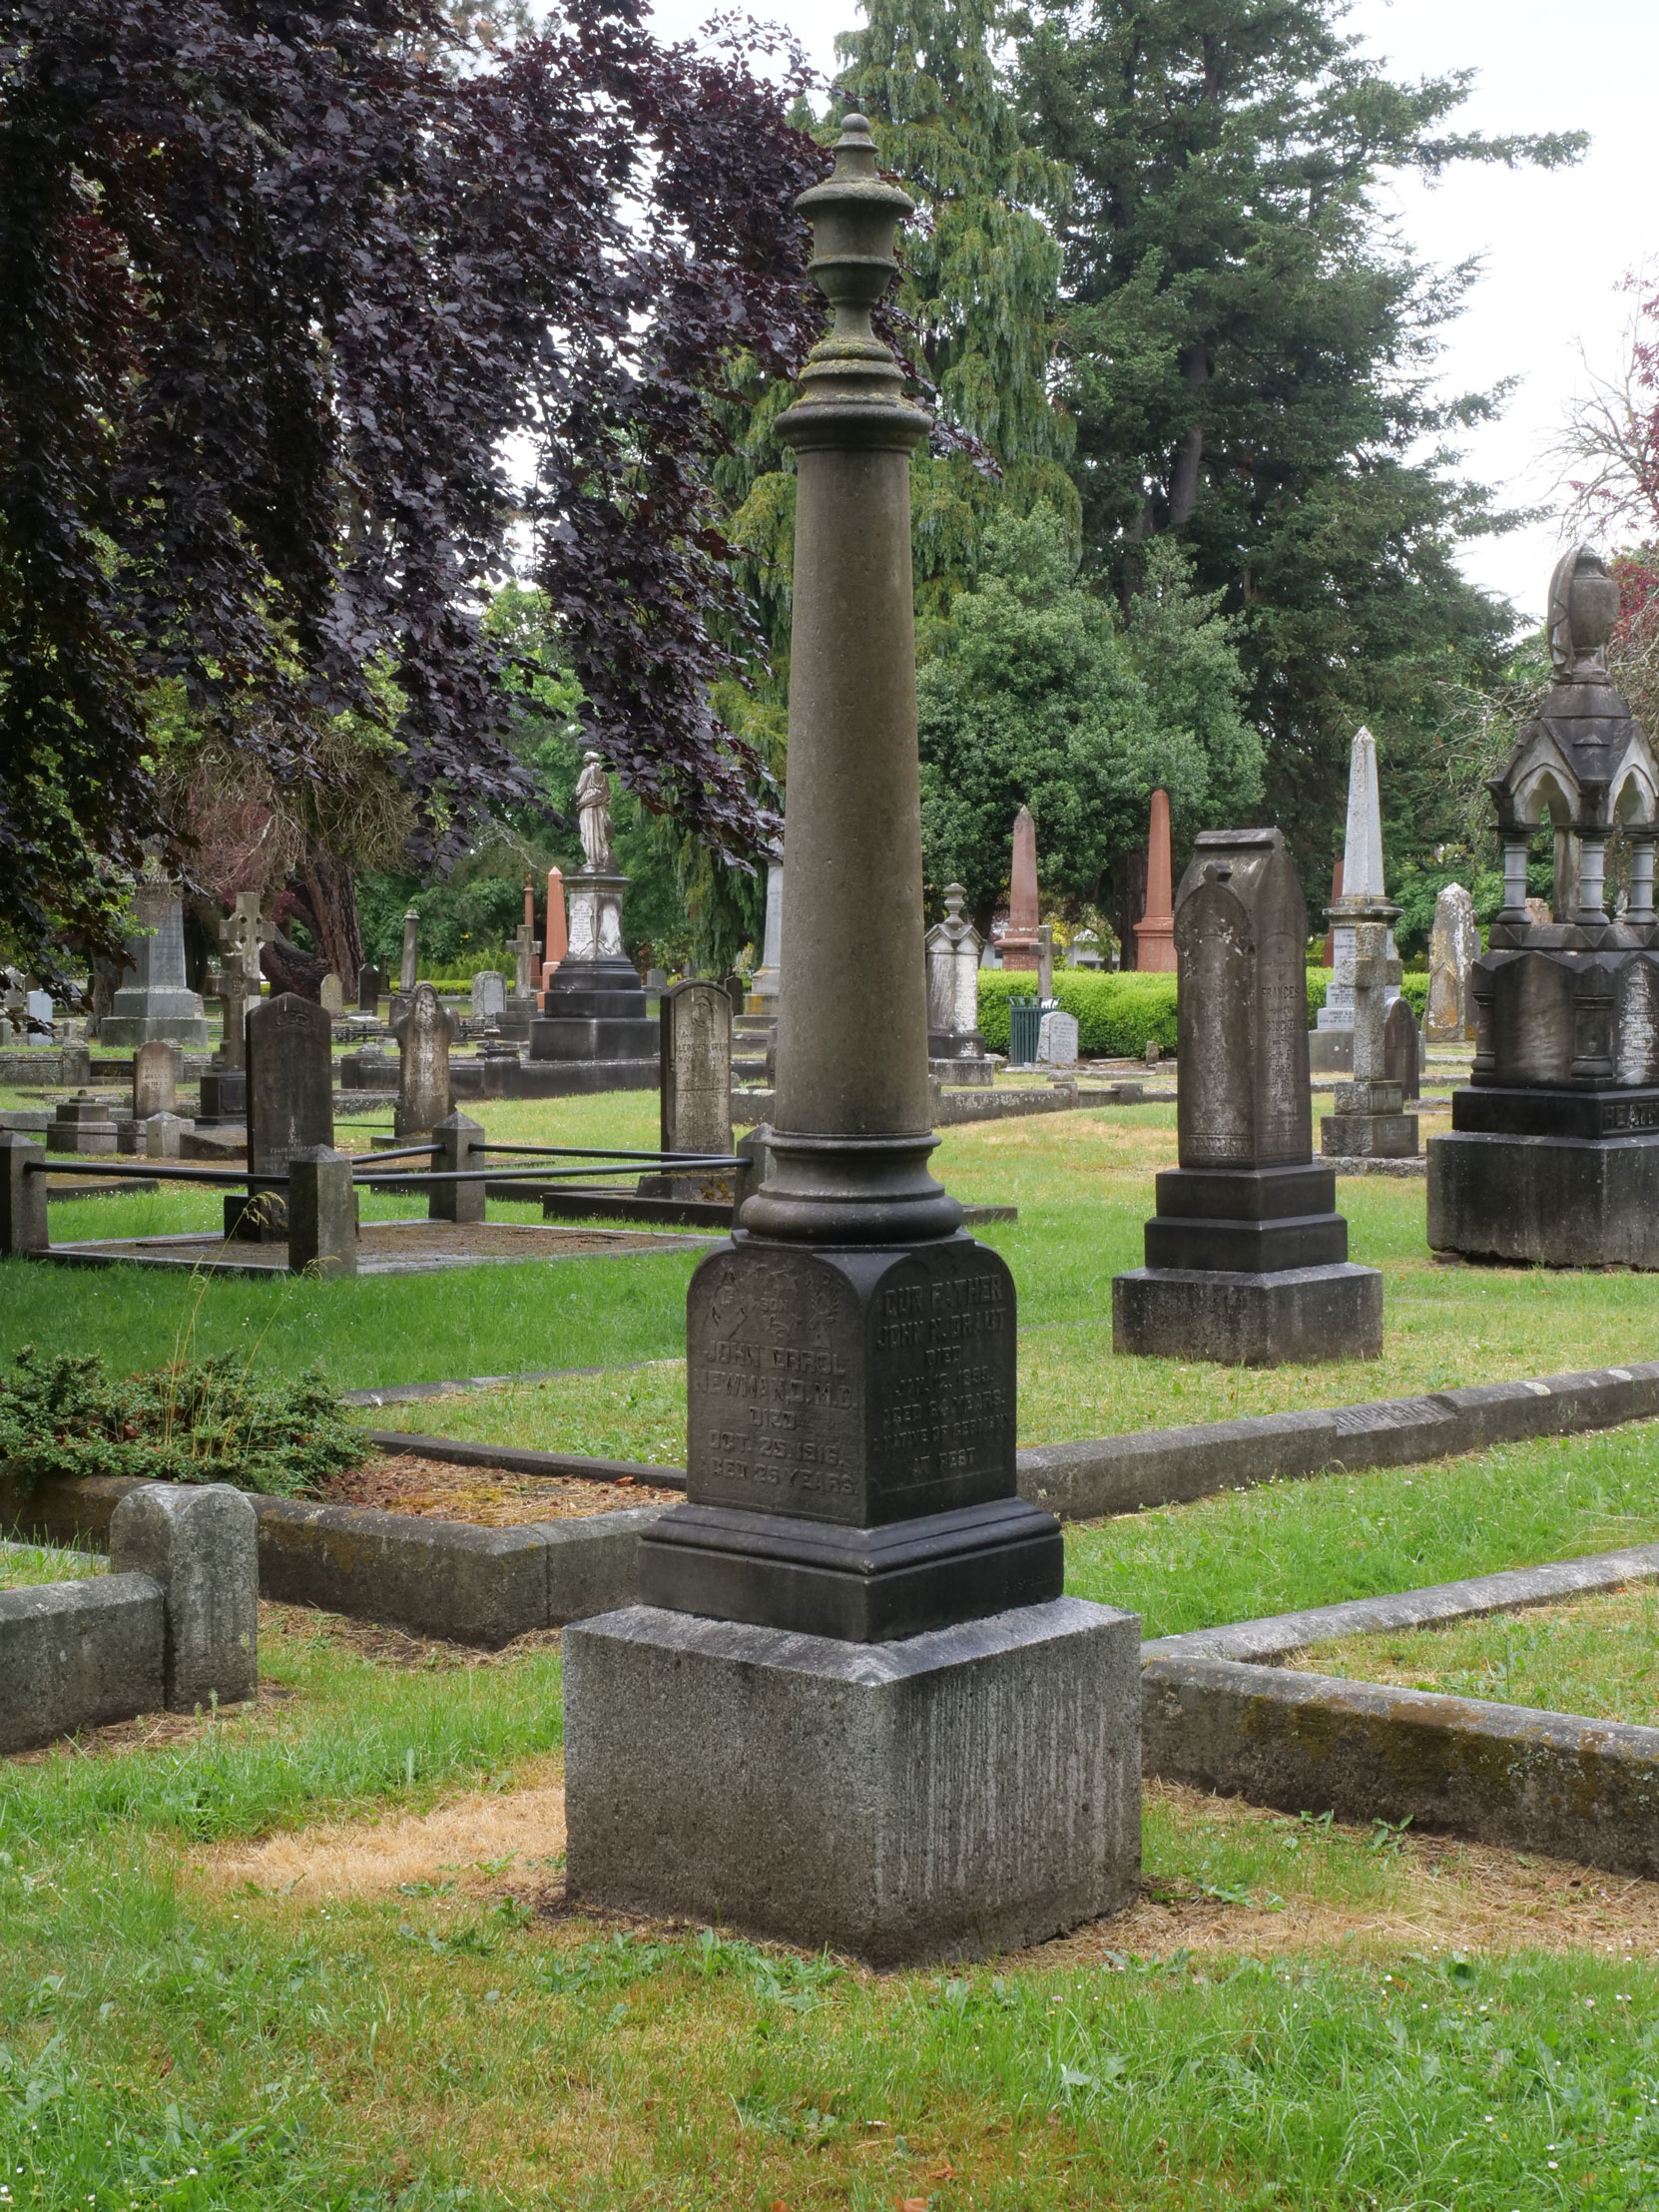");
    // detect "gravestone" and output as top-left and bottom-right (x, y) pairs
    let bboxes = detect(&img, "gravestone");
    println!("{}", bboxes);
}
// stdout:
(24, 988), (53, 1035)
(1132, 788), (1178, 972)
(1321, 914), (1419, 1158)
(1001, 807), (1041, 970)
(1114, 828), (1382, 1363)
(199, 893), (268, 1125)
(100, 881), (211, 1048)
(132, 1039), (180, 1121)
(357, 963), (383, 1013)
(1311, 730), (1402, 1072)
(643, 980), (732, 1199)
(925, 882), (991, 1082)
(1425, 883), (1478, 1042)
(524, 807), (657, 1090)
(751, 840), (785, 1007)
(571, 117), (1134, 1968)
(1383, 995), (1421, 1102)
(471, 970), (506, 1025)
(1430, 548), (1659, 1266)
(145, 1112), (191, 1160)
(391, 982), (455, 1137)
(1037, 1009), (1079, 1068)
(233, 993), (334, 1240)
(319, 971), (345, 1017)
